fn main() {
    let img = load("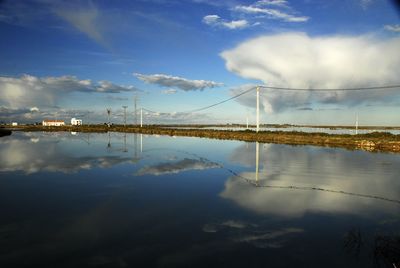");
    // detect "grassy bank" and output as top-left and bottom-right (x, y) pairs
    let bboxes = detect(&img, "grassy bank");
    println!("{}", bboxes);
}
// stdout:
(10, 125), (400, 153)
